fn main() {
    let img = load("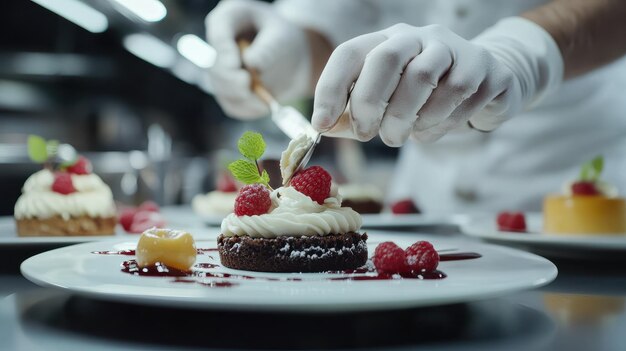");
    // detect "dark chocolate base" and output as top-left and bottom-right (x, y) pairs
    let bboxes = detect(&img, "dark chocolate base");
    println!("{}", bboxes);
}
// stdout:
(217, 232), (368, 273)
